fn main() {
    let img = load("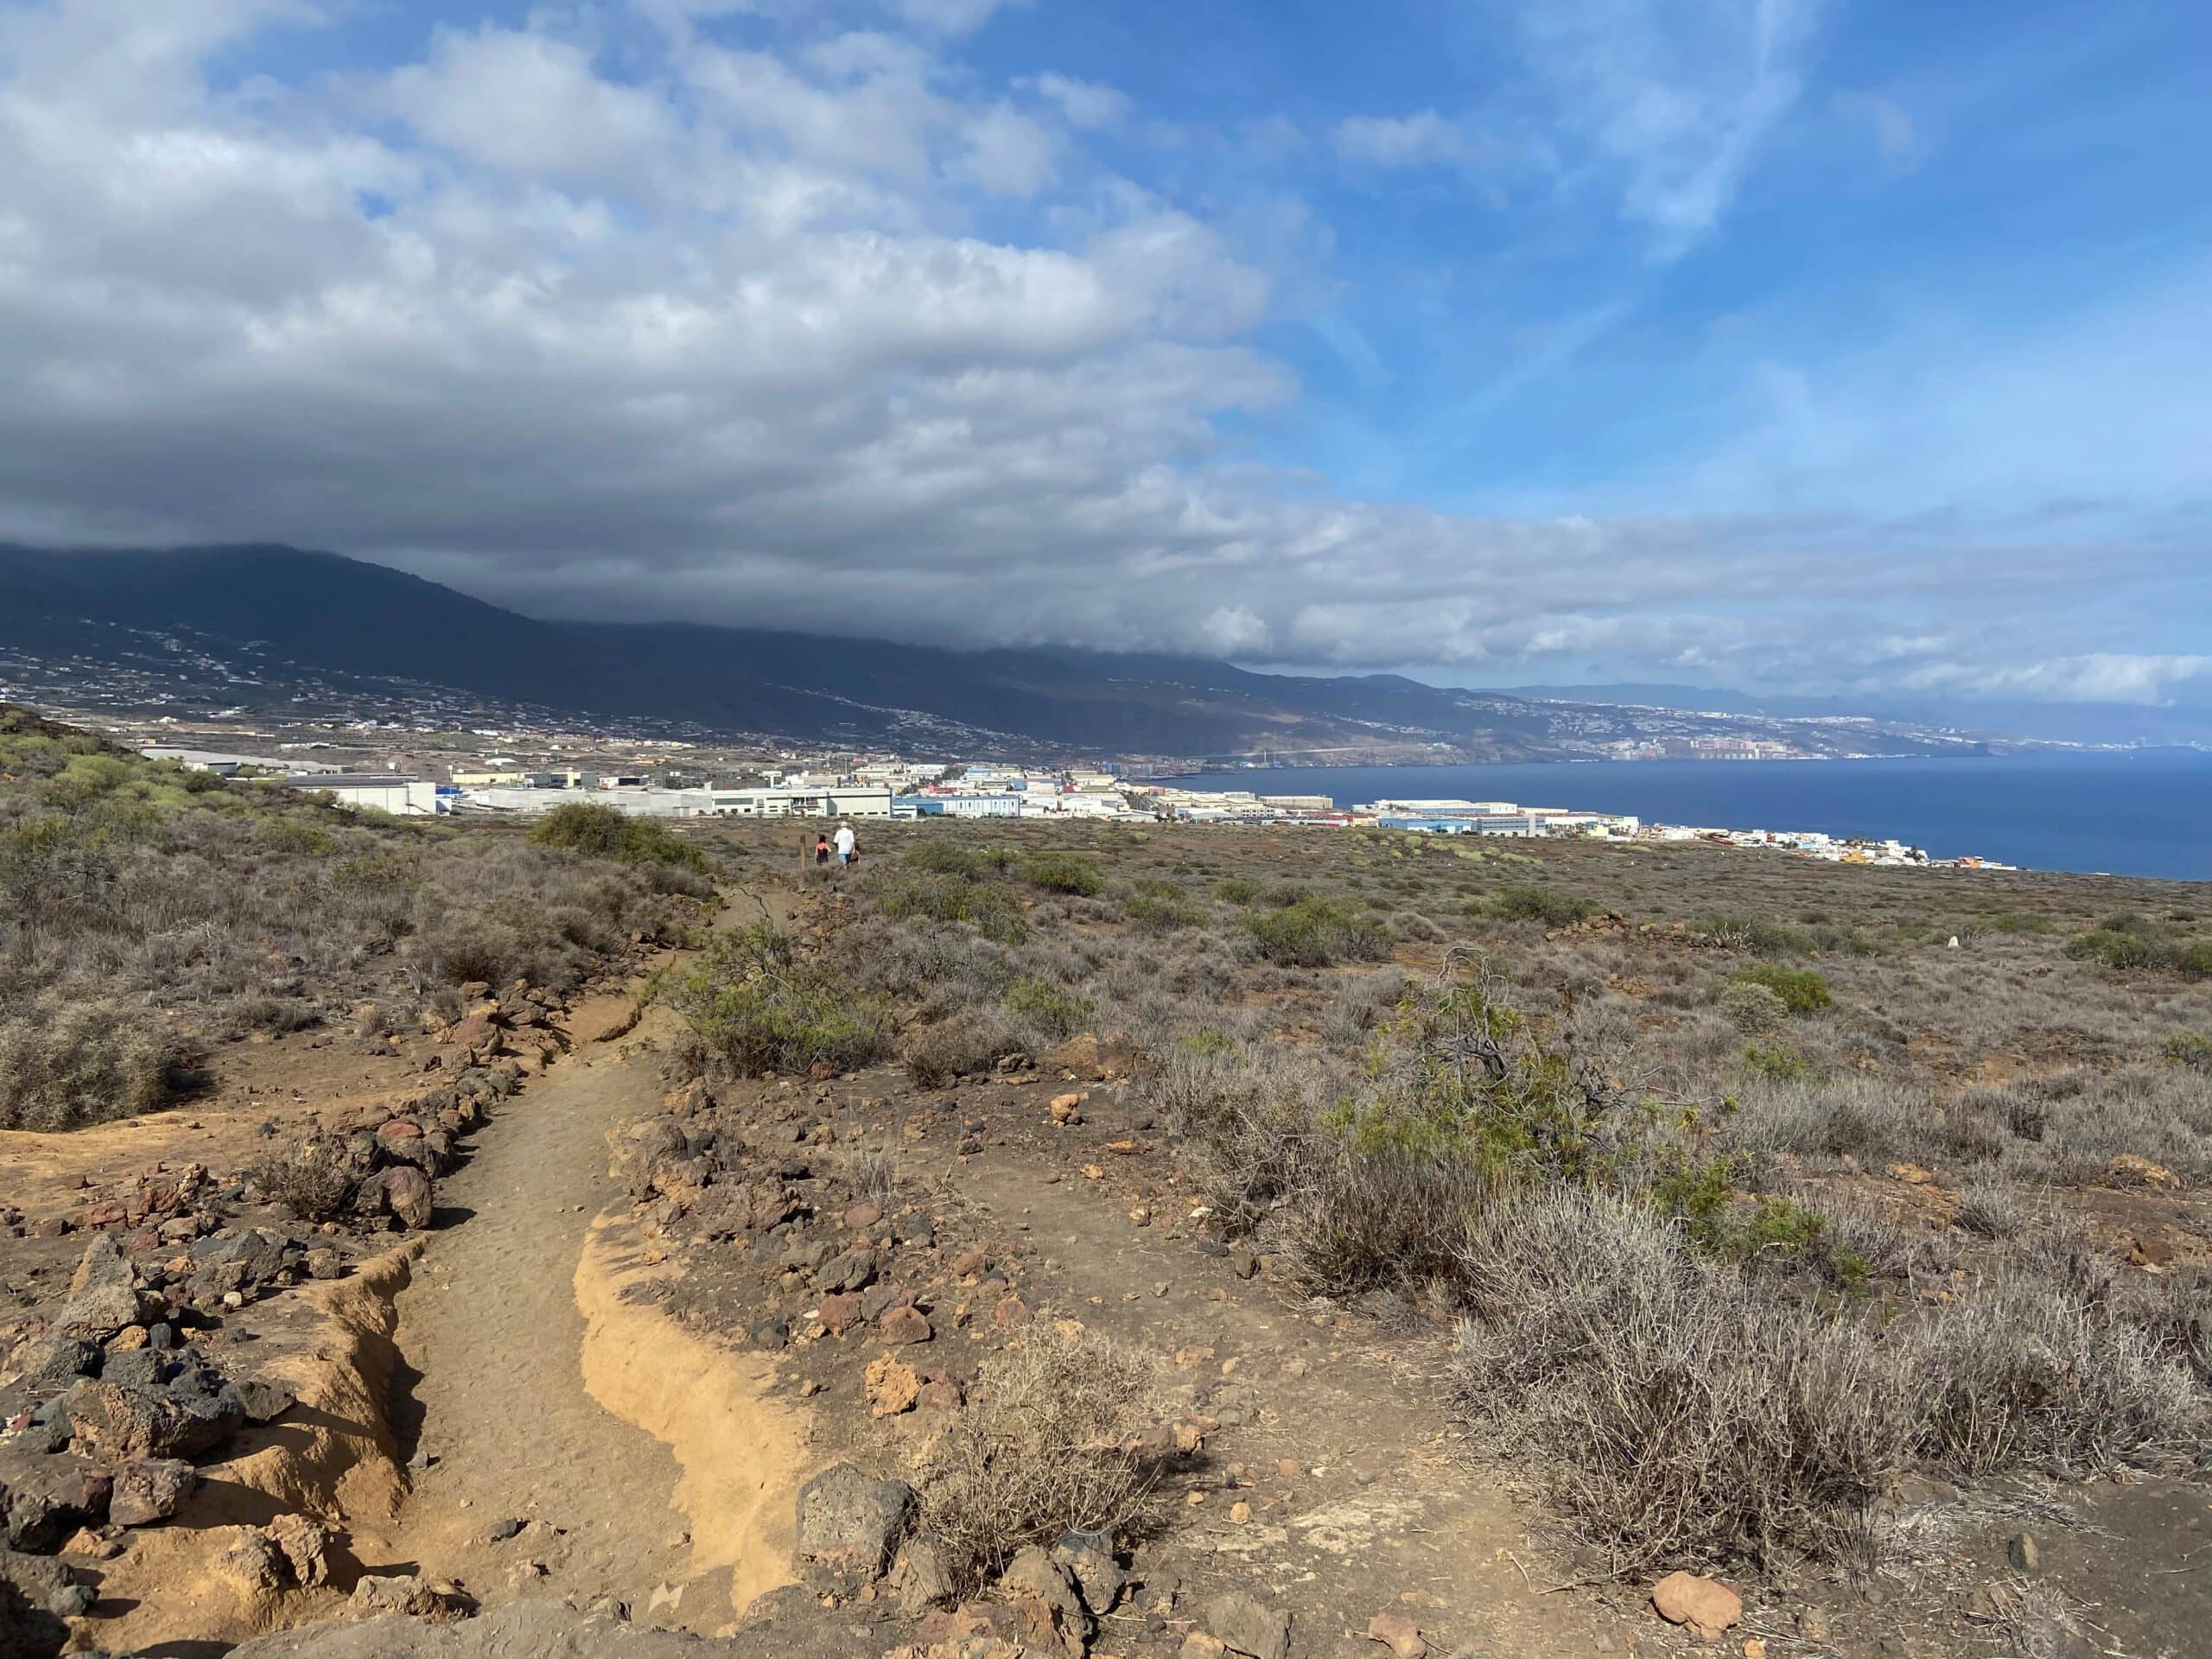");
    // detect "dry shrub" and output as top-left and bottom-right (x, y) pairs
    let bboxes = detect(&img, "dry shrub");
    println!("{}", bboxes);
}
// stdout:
(918, 1328), (1170, 1592)
(251, 1139), (359, 1221)
(1910, 1268), (2211, 1476)
(1455, 1189), (1919, 1573)
(902, 1004), (1027, 1087)
(1716, 980), (1790, 1037)
(0, 991), (187, 1130)
(1277, 1141), (1489, 1297)
(1456, 1191), (2212, 1575)
(1147, 1039), (1341, 1234)
(1955, 1179), (2028, 1239)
